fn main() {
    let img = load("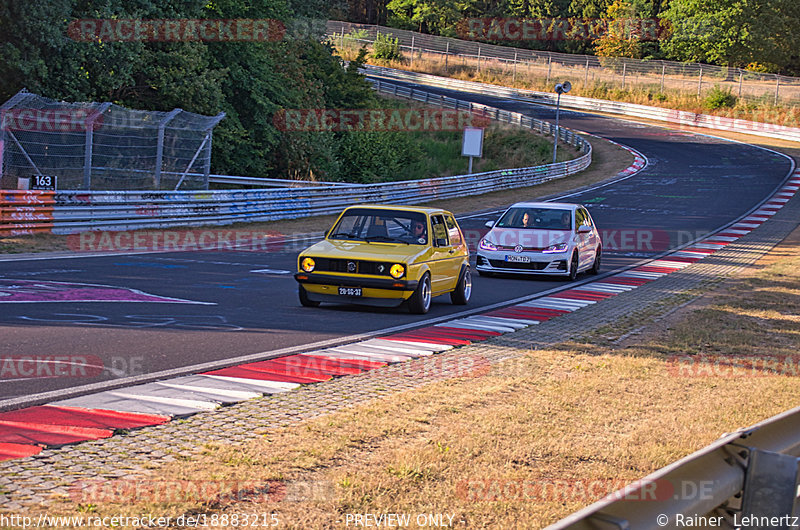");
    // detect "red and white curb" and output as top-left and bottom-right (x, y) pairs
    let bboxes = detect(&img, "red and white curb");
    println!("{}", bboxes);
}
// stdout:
(1, 171), (798, 462)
